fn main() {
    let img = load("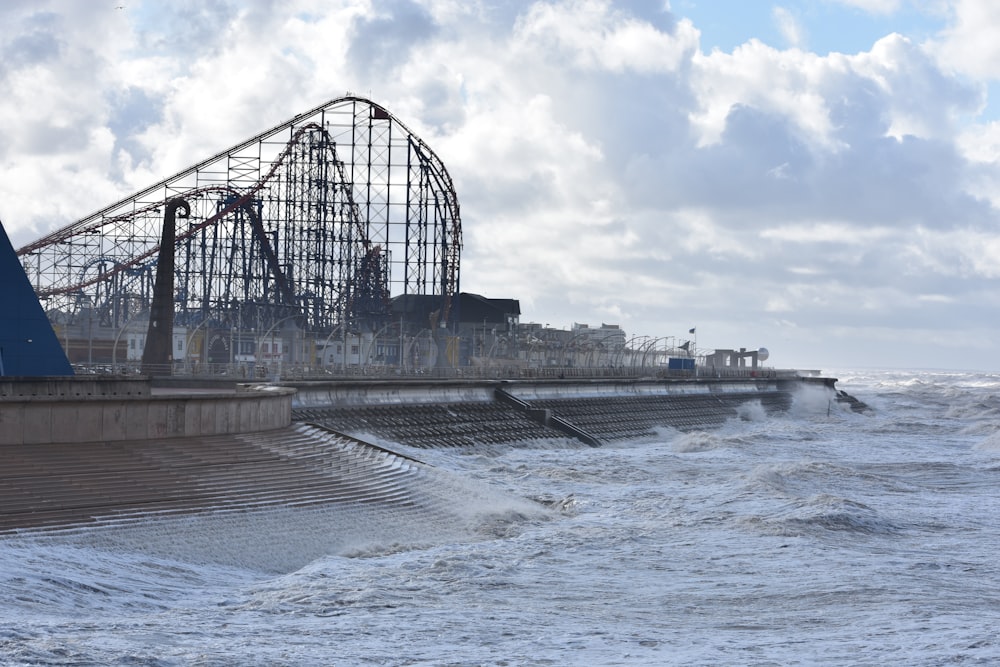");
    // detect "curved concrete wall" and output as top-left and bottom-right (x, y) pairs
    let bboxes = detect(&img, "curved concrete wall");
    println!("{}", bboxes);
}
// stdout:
(501, 378), (781, 401)
(0, 377), (151, 398)
(289, 380), (498, 408)
(0, 383), (293, 445)
(288, 377), (785, 408)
